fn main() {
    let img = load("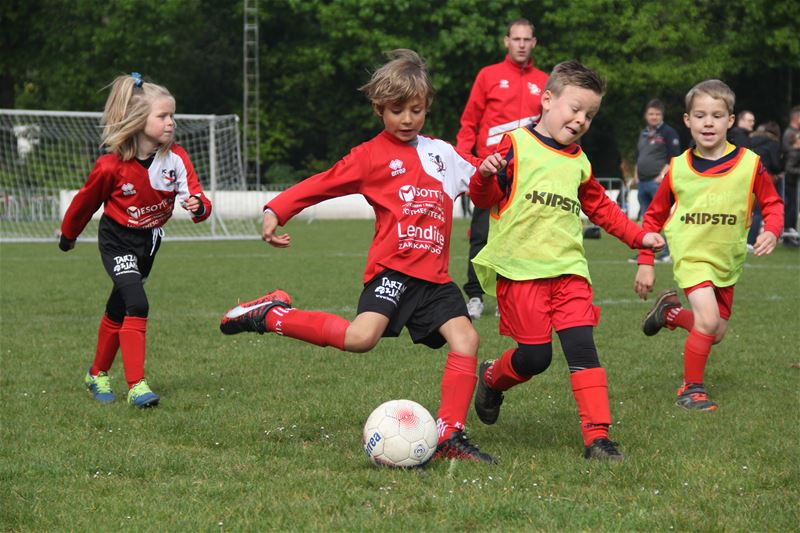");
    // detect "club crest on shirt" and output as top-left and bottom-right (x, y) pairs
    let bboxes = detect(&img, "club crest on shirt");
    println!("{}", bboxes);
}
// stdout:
(427, 152), (446, 176)
(161, 168), (177, 183)
(121, 183), (136, 196)
(528, 82), (542, 95)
